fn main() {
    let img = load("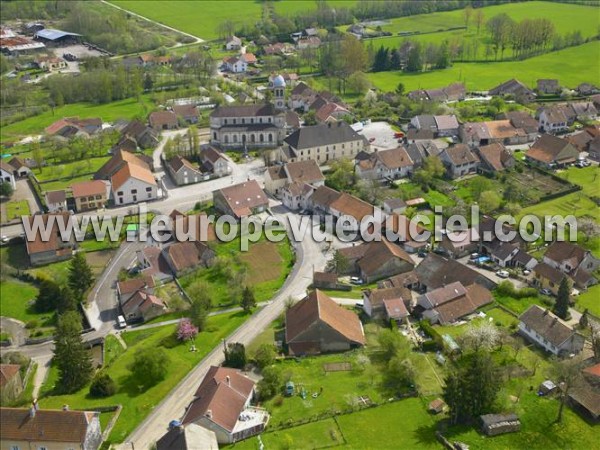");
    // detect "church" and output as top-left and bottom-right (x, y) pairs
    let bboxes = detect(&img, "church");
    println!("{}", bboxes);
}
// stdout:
(209, 74), (290, 149)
